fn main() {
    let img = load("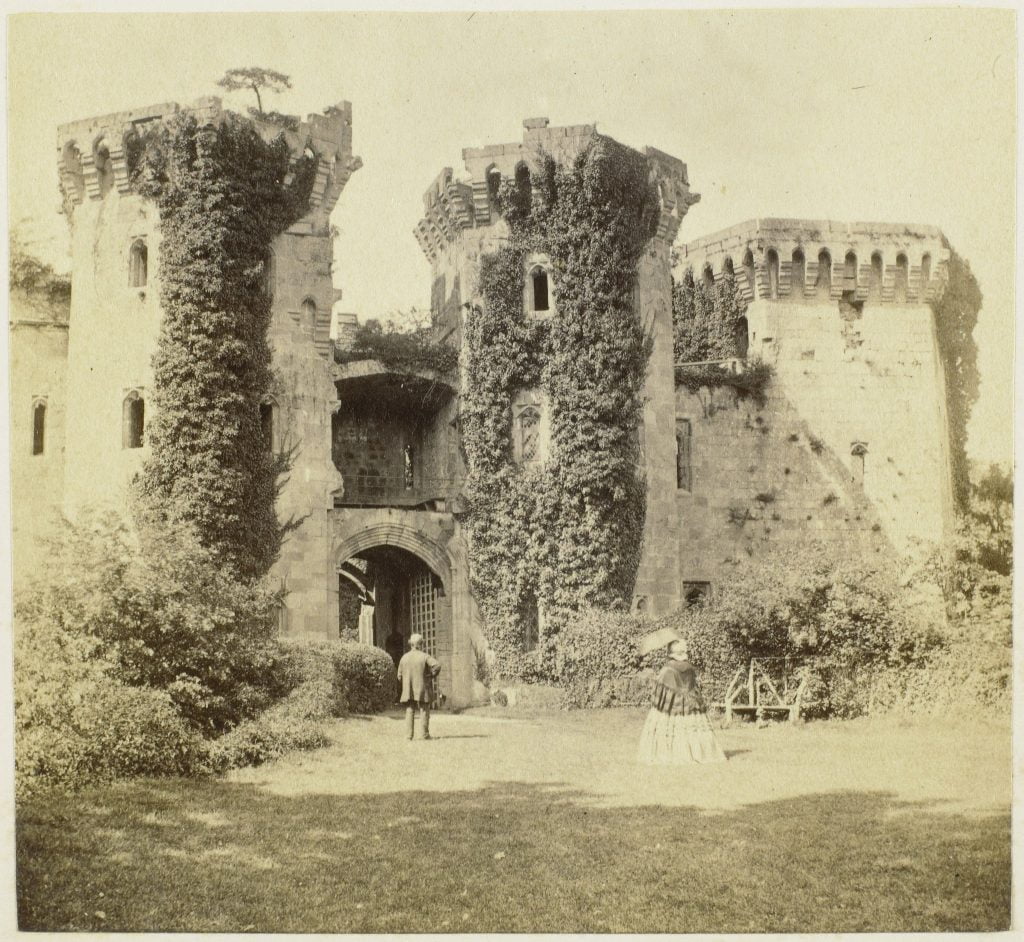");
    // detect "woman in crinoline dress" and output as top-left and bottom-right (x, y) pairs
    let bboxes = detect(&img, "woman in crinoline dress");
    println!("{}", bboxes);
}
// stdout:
(637, 631), (726, 765)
